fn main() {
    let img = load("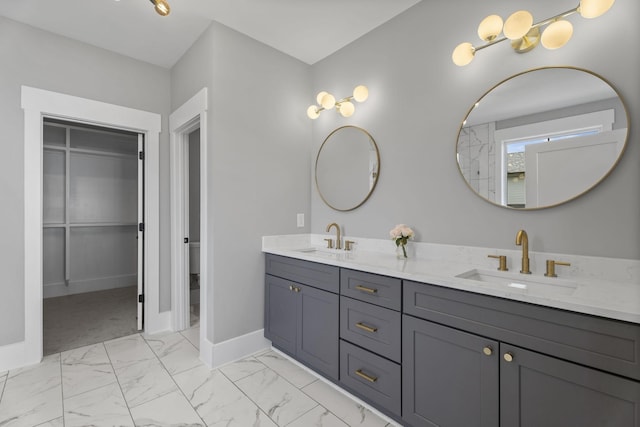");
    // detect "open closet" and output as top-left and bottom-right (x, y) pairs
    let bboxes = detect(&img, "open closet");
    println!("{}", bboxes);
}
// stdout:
(42, 119), (142, 355)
